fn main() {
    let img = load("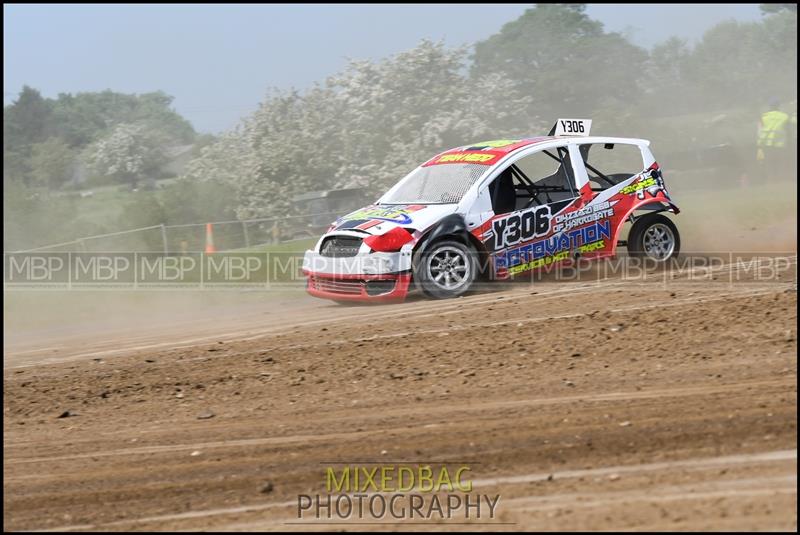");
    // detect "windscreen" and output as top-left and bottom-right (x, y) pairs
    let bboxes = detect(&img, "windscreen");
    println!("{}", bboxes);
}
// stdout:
(380, 163), (489, 204)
